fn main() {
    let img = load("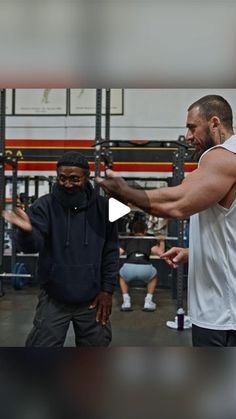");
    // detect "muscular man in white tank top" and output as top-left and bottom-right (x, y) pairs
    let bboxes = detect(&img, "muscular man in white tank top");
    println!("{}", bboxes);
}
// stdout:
(96, 95), (236, 346)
